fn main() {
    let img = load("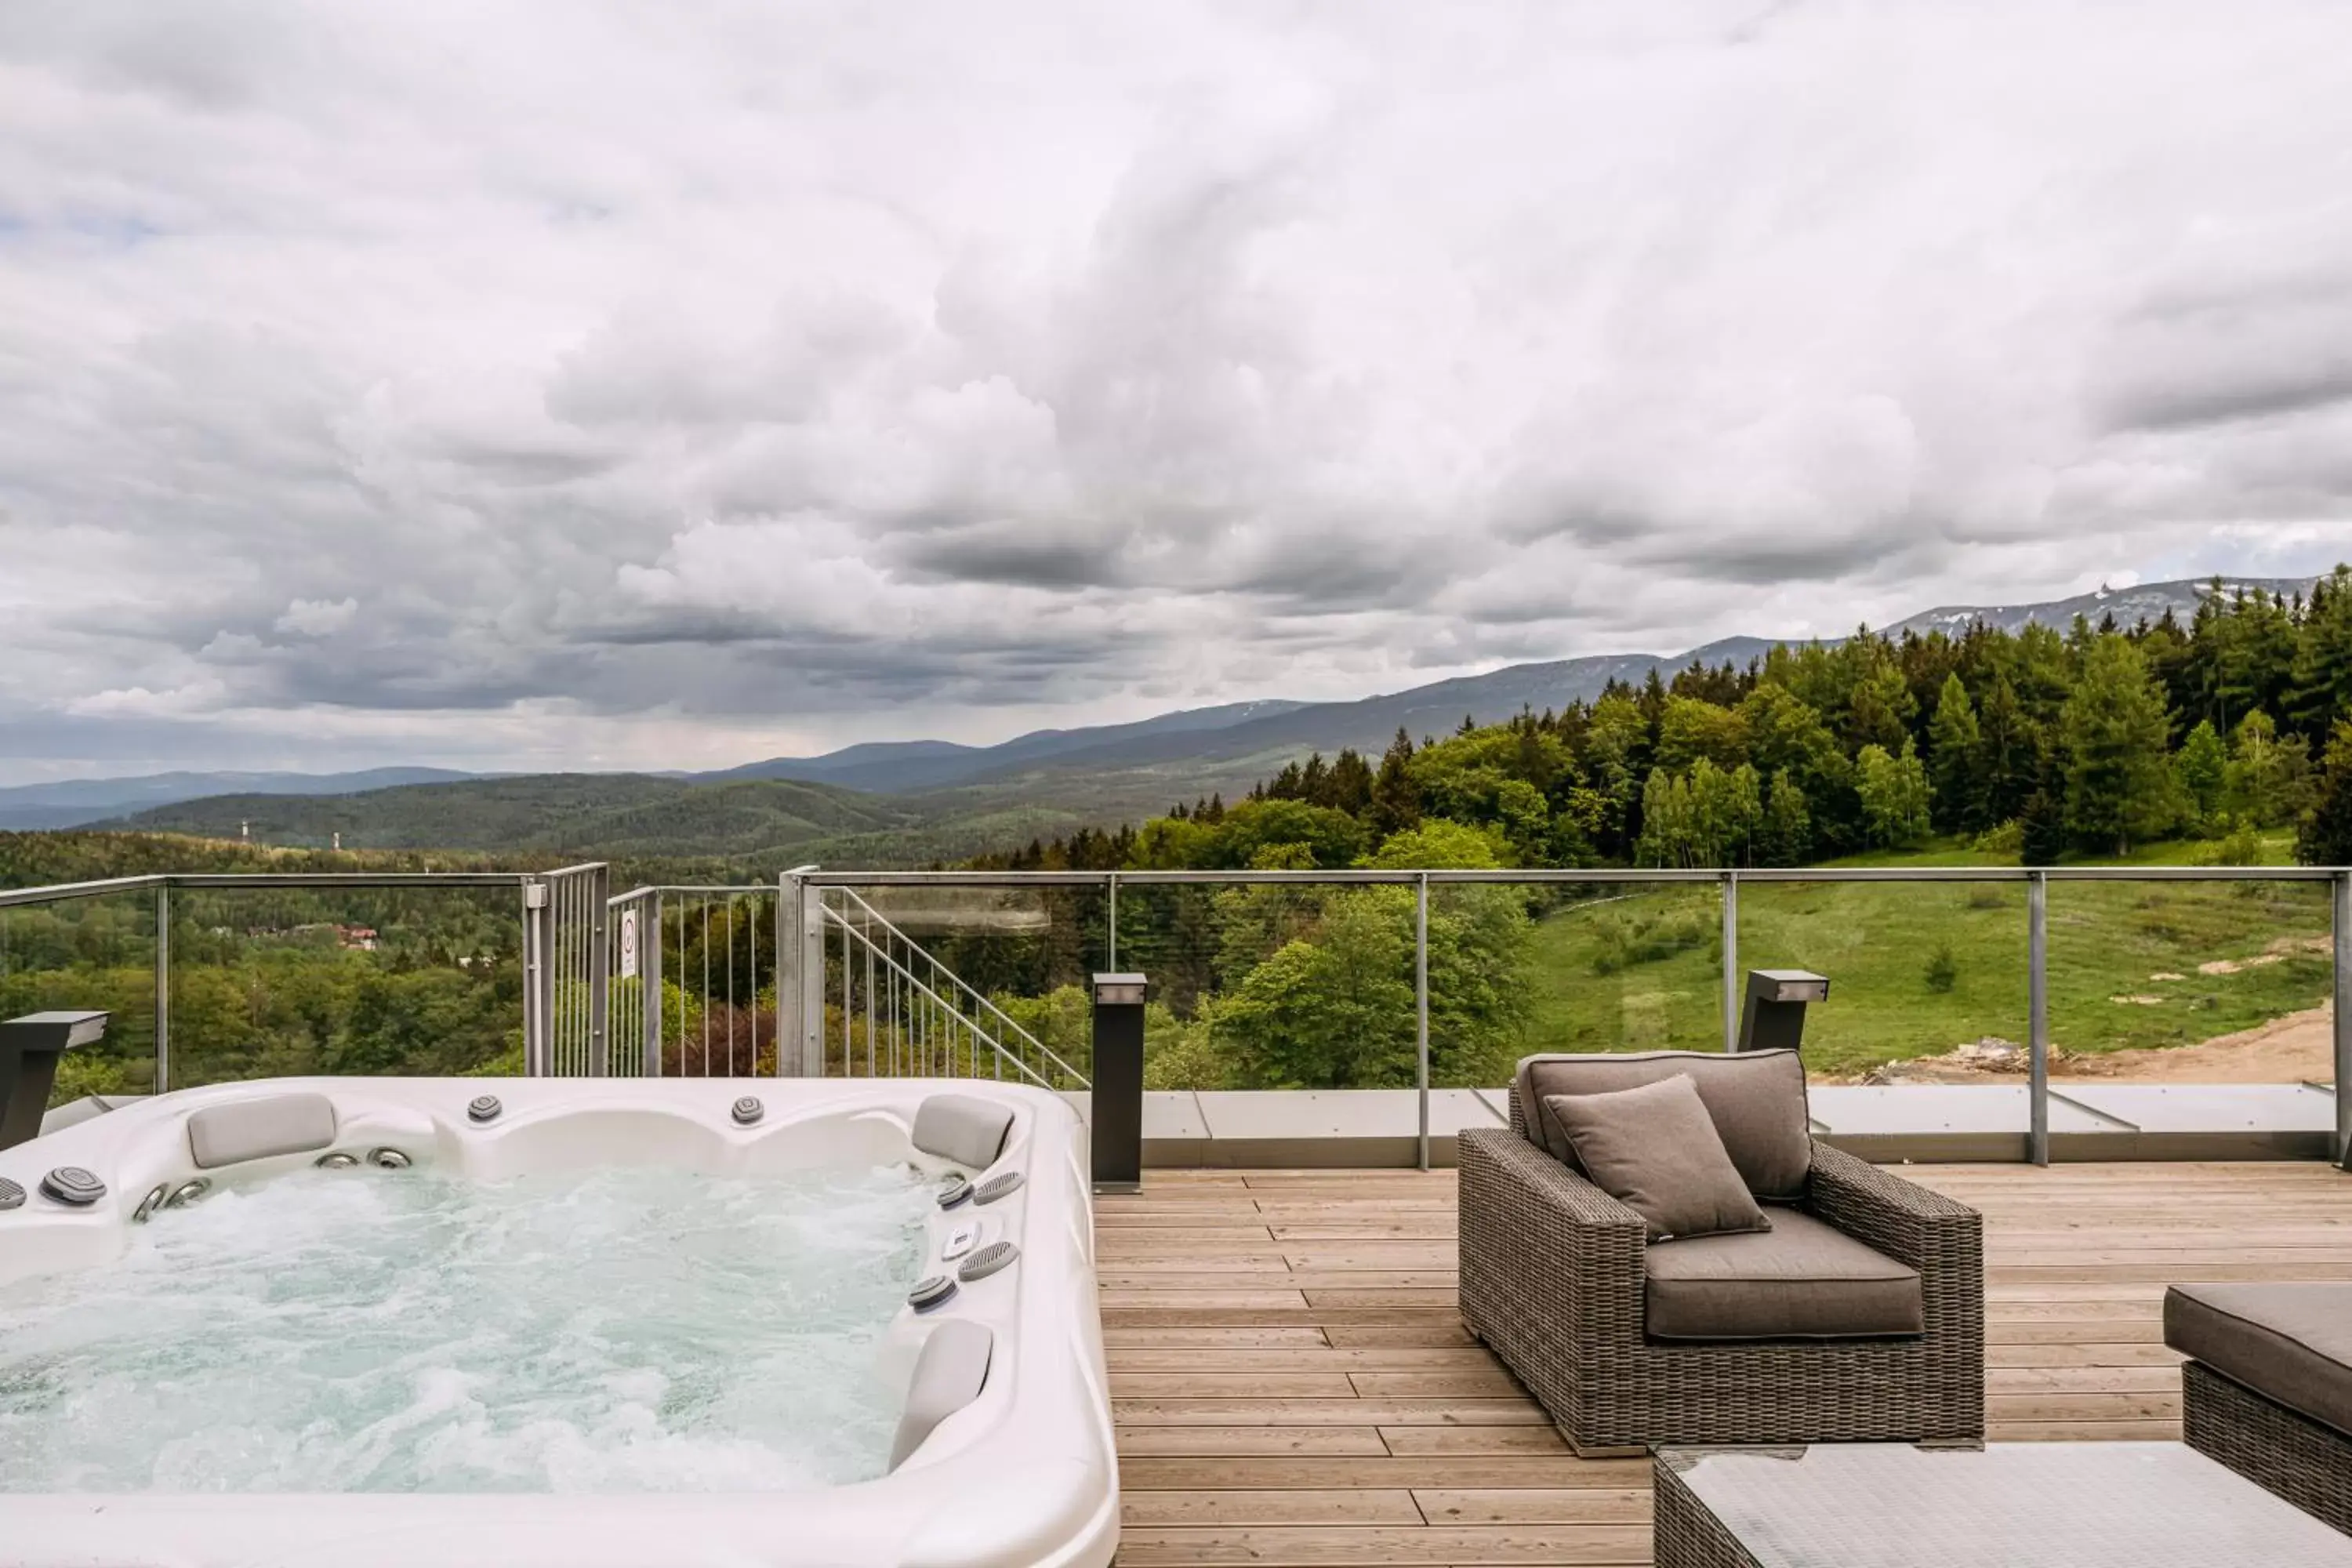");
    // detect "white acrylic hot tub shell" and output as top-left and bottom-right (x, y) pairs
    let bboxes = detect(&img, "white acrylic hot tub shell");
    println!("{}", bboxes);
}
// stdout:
(0, 1077), (1118, 1568)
